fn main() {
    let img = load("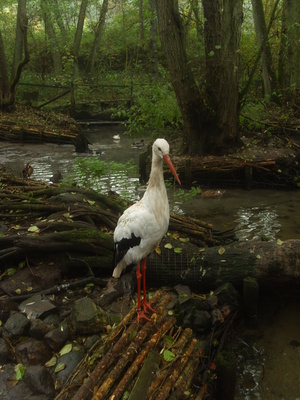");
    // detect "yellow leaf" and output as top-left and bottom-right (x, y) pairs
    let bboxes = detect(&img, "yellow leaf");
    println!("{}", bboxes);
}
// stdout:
(87, 200), (95, 205)
(218, 246), (225, 255)
(15, 289), (21, 294)
(45, 356), (57, 367)
(256, 254), (261, 259)
(28, 225), (40, 233)
(26, 287), (33, 292)
(155, 247), (161, 255)
(164, 243), (173, 249)
(276, 239), (283, 246)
